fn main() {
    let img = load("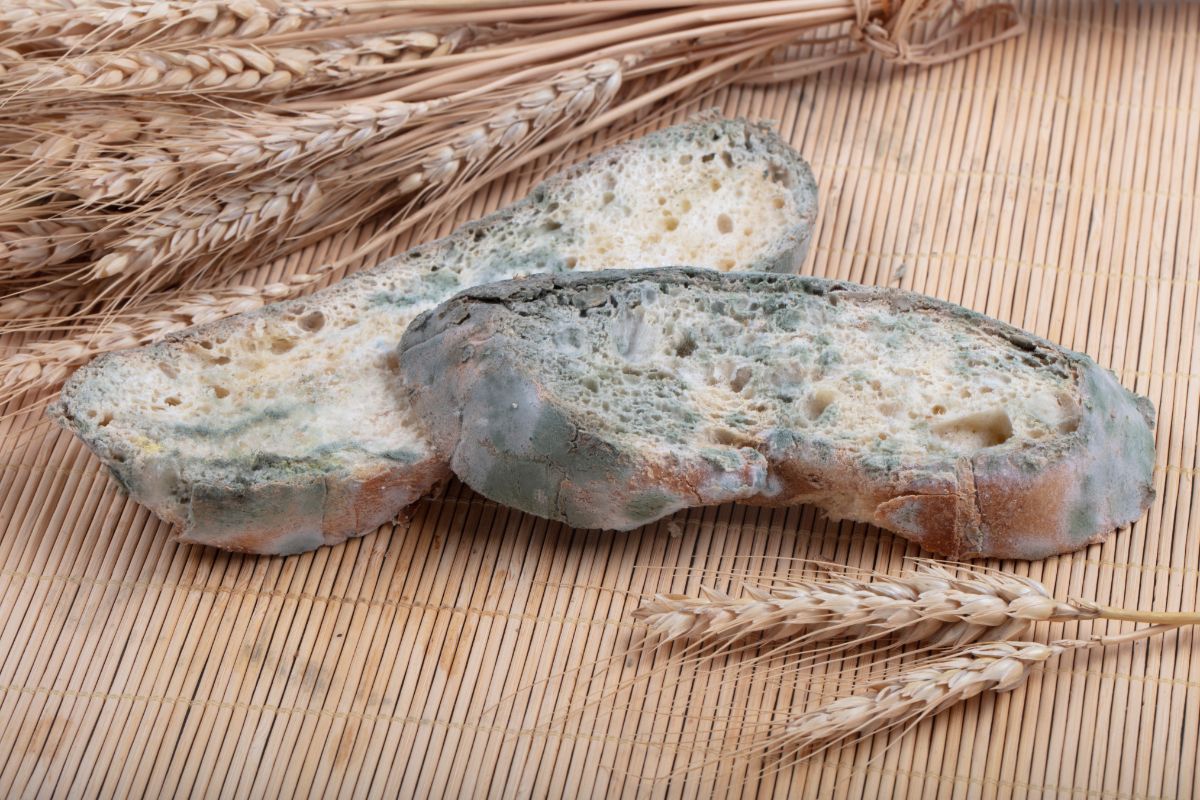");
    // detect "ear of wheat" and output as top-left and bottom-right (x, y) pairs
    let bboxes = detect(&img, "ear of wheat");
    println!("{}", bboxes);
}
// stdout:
(0, 1), (340, 53)
(774, 624), (1177, 762)
(632, 561), (1088, 655)
(0, 30), (470, 98)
